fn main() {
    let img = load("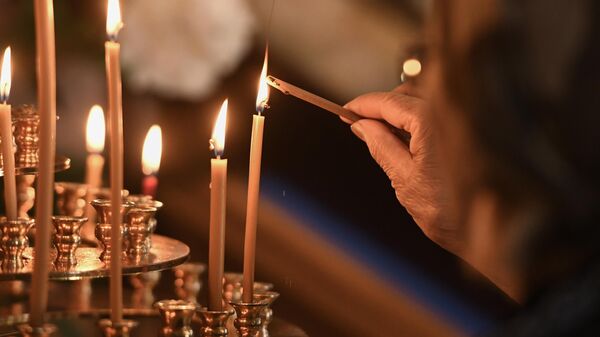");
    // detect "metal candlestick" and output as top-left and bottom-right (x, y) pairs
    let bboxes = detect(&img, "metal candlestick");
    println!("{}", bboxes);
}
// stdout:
(0, 218), (35, 270)
(255, 291), (280, 337)
(98, 319), (138, 337)
(223, 272), (274, 303)
(55, 182), (89, 217)
(91, 199), (134, 262)
(174, 262), (206, 303)
(16, 323), (57, 337)
(125, 196), (163, 249)
(12, 105), (40, 167)
(229, 296), (269, 337)
(195, 308), (233, 337)
(16, 175), (36, 219)
(125, 206), (157, 261)
(52, 215), (87, 267)
(155, 299), (198, 337)
(129, 271), (161, 308)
